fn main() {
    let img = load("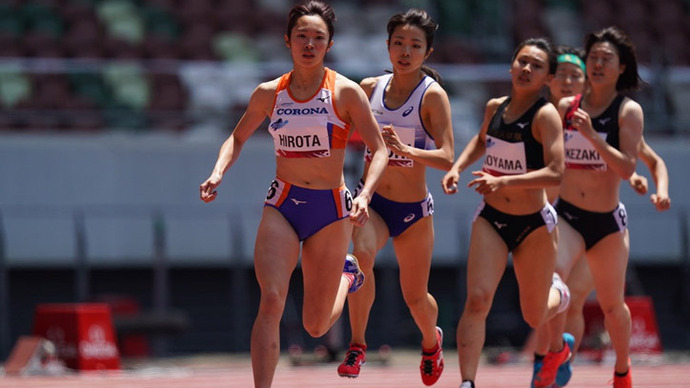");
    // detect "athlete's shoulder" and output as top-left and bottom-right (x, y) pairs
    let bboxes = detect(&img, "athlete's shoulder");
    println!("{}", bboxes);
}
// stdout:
(486, 96), (508, 111)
